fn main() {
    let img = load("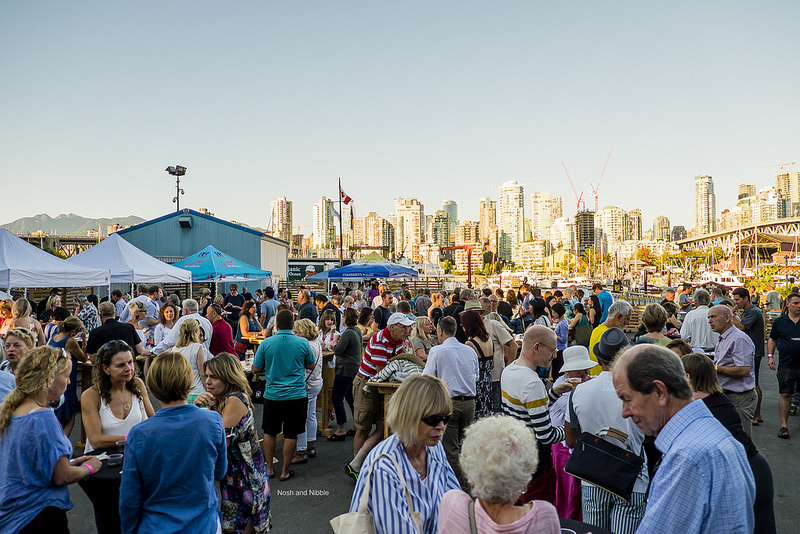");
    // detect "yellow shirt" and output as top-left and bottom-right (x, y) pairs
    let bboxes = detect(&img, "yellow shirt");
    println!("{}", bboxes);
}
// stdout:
(587, 324), (608, 376)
